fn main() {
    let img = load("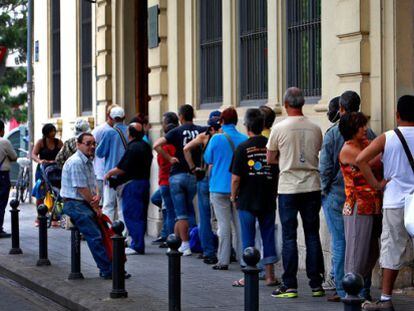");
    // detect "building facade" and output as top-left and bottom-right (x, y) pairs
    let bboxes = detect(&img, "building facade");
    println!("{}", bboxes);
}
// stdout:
(33, 0), (414, 287)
